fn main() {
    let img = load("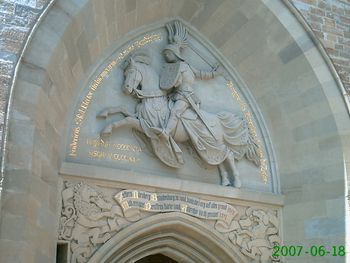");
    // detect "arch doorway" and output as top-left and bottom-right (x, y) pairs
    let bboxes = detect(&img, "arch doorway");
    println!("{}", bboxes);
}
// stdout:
(88, 212), (246, 263)
(136, 254), (178, 263)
